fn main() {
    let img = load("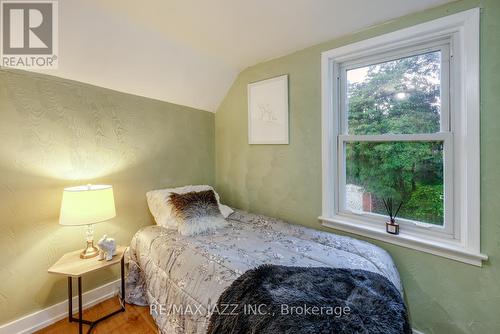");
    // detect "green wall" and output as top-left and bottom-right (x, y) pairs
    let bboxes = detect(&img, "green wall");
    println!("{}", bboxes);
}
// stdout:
(215, 1), (500, 333)
(0, 69), (215, 324)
